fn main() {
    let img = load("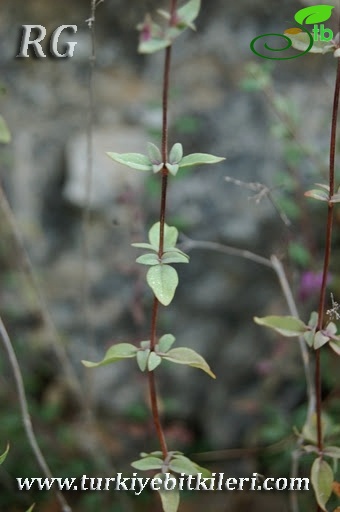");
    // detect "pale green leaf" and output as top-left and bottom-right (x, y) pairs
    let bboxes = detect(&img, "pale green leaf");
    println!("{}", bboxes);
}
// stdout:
(323, 446), (340, 459)
(82, 343), (137, 368)
(148, 222), (179, 250)
(148, 352), (162, 371)
(147, 265), (178, 306)
(158, 334), (176, 353)
(294, 5), (334, 25)
(329, 340), (340, 356)
(140, 340), (151, 349)
(177, 0), (201, 27)
(147, 142), (162, 163)
(314, 331), (330, 349)
(169, 455), (201, 475)
(132, 242), (158, 251)
(163, 347), (216, 378)
(131, 456), (163, 471)
(25, 505), (35, 512)
(166, 163), (179, 176)
(155, 474), (180, 512)
(153, 163), (164, 173)
(311, 457), (333, 511)
(304, 189), (329, 201)
(0, 115), (11, 144)
(139, 38), (171, 54)
(330, 193), (340, 203)
(179, 153), (225, 168)
(107, 152), (152, 171)
(169, 143), (183, 164)
(0, 444), (9, 465)
(136, 253), (160, 266)
(161, 251), (189, 264)
(254, 315), (308, 337)
(137, 349), (150, 372)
